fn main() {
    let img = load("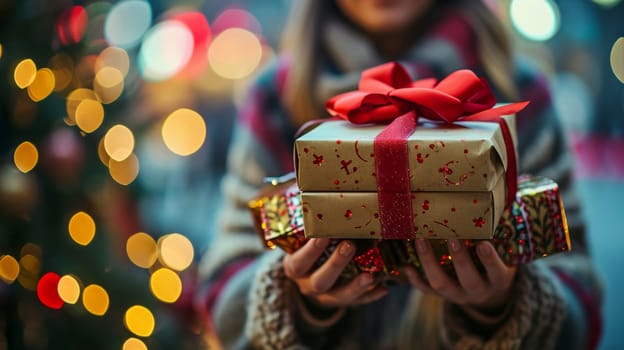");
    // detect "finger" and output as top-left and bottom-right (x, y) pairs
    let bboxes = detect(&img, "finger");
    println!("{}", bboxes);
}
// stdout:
(476, 241), (515, 288)
(314, 273), (386, 307)
(415, 239), (464, 301)
(448, 239), (487, 295)
(284, 238), (330, 279)
(305, 240), (356, 294)
(403, 267), (436, 295)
